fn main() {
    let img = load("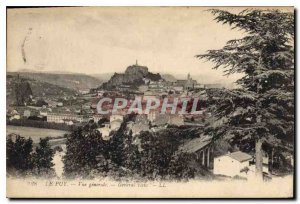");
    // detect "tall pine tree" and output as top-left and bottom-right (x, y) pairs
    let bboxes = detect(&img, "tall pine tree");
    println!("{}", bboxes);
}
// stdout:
(197, 9), (294, 179)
